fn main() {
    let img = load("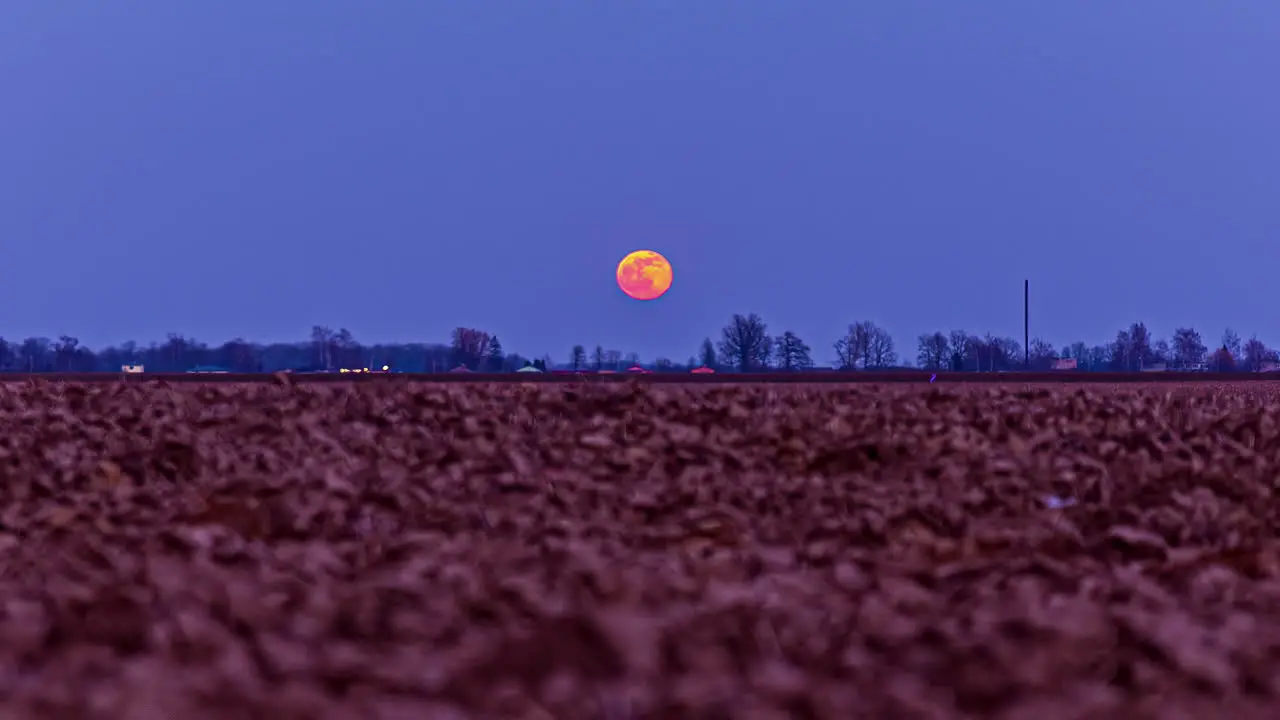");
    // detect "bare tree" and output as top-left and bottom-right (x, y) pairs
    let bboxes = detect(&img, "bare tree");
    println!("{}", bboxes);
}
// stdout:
(603, 349), (622, 370)
(1027, 337), (1057, 370)
(592, 345), (605, 371)
(310, 325), (334, 370)
(450, 327), (491, 370)
(867, 325), (897, 368)
(1222, 328), (1243, 363)
(570, 345), (586, 370)
(774, 331), (813, 371)
(1152, 338), (1171, 365)
(1085, 345), (1109, 371)
(915, 332), (949, 370)
(330, 327), (357, 369)
(162, 333), (193, 371)
(718, 313), (772, 371)
(1243, 335), (1274, 372)
(1061, 341), (1089, 363)
(947, 330), (979, 371)
(623, 352), (641, 368)
(18, 337), (51, 372)
(834, 324), (868, 370)
(836, 321), (894, 369)
(1170, 327), (1207, 369)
